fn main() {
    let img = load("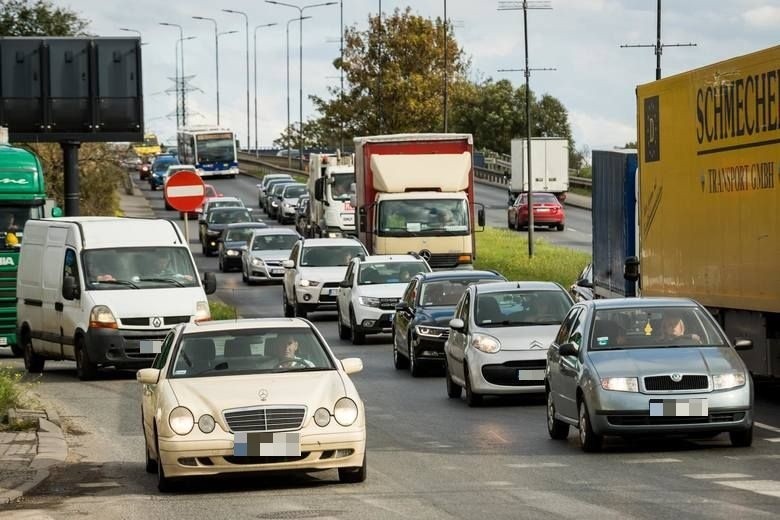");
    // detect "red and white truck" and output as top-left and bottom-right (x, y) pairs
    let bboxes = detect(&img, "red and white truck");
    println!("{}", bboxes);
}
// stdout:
(353, 133), (484, 269)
